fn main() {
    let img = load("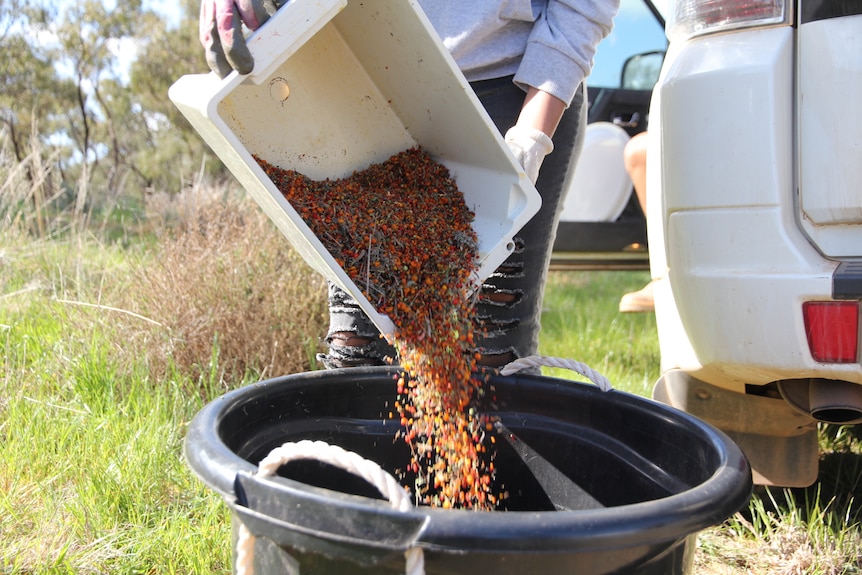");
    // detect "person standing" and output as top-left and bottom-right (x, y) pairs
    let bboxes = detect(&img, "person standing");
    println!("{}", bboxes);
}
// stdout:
(199, 0), (619, 369)
(618, 131), (655, 313)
